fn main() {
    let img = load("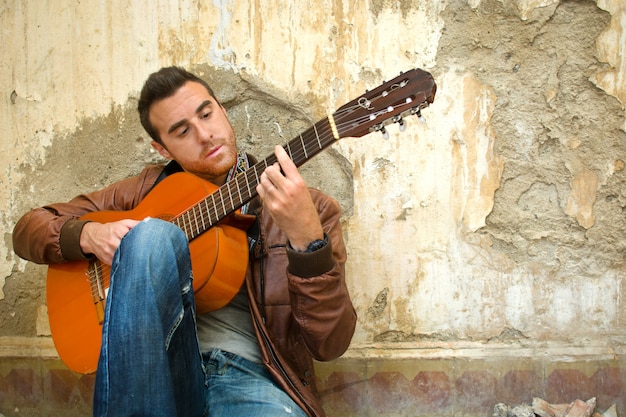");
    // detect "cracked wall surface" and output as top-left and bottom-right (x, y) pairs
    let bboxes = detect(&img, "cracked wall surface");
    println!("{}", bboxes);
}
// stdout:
(2, 0), (626, 363)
